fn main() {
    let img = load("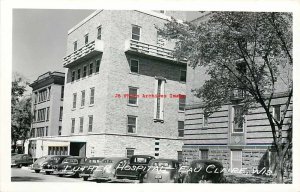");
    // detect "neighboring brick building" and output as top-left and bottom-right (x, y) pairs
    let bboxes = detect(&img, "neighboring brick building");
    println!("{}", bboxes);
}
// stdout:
(33, 10), (187, 159)
(182, 13), (293, 173)
(25, 71), (66, 158)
